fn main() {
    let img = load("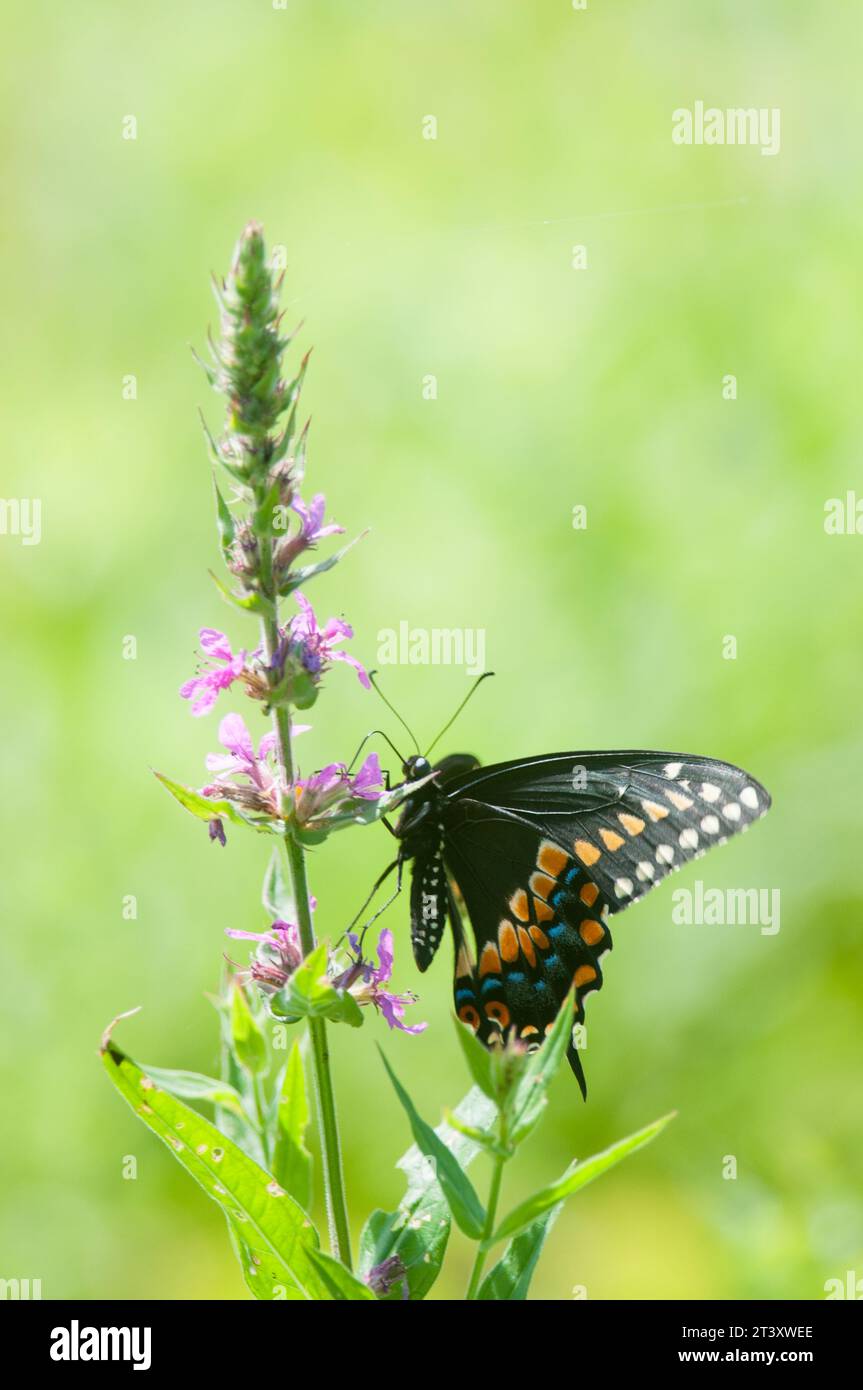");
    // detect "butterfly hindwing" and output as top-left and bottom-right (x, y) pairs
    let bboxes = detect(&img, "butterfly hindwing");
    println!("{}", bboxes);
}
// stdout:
(441, 794), (613, 1096)
(436, 750), (771, 1094)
